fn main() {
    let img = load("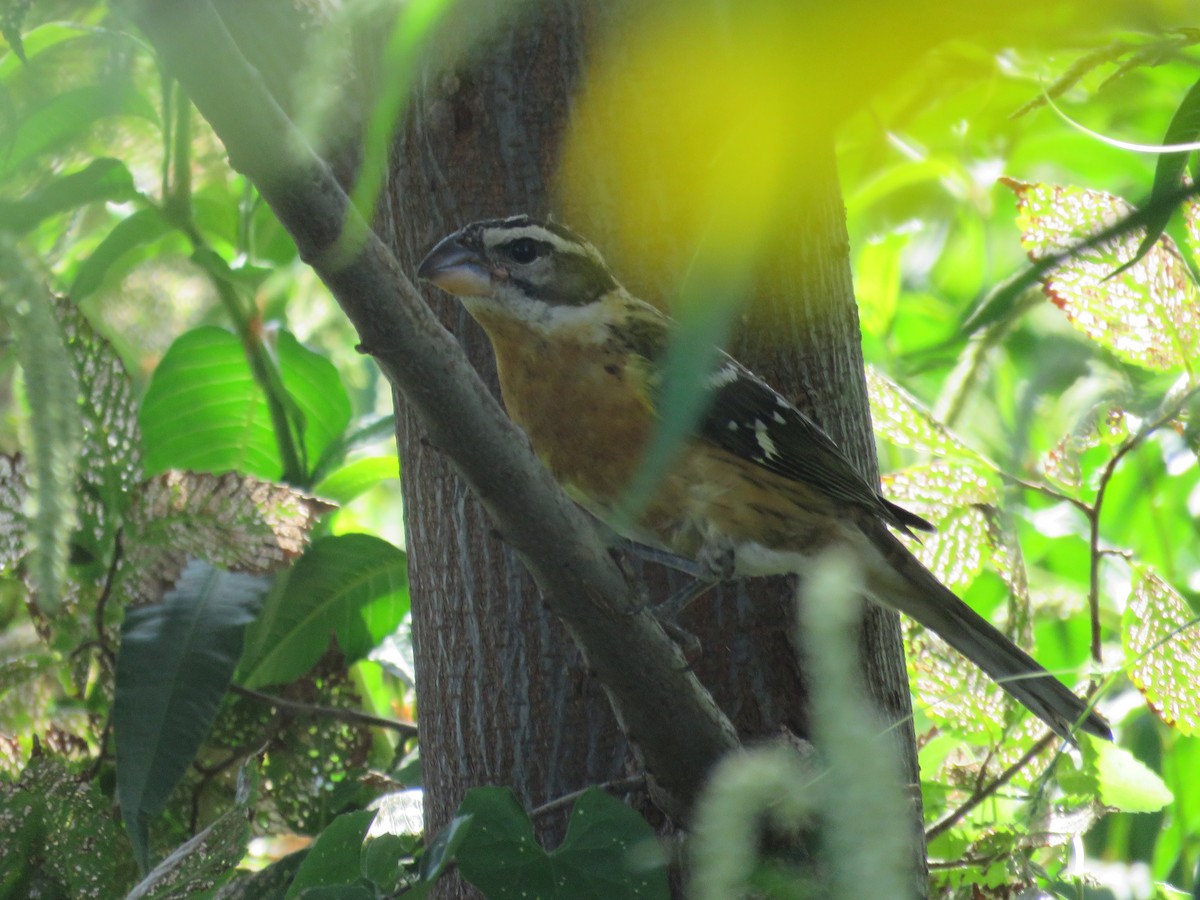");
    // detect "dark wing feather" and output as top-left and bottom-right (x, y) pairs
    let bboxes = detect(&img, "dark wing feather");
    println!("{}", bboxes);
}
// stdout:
(698, 356), (934, 536)
(606, 302), (932, 536)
